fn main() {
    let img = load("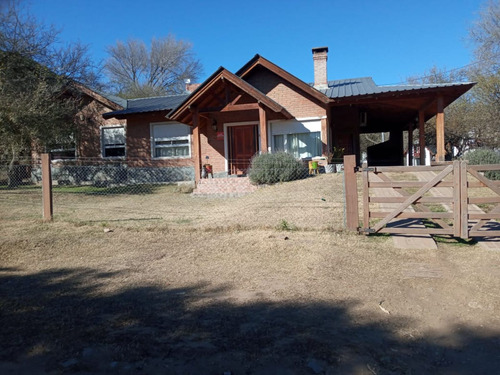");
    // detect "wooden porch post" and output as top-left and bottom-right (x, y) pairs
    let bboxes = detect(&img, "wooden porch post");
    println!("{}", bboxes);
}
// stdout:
(258, 103), (268, 153)
(436, 96), (445, 162)
(191, 107), (202, 182)
(418, 110), (426, 165)
(321, 117), (329, 156)
(408, 122), (414, 166)
(344, 155), (359, 231)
